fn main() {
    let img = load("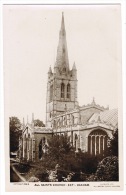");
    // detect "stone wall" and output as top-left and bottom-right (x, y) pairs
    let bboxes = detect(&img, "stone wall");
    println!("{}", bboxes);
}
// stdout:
(34, 133), (52, 161)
